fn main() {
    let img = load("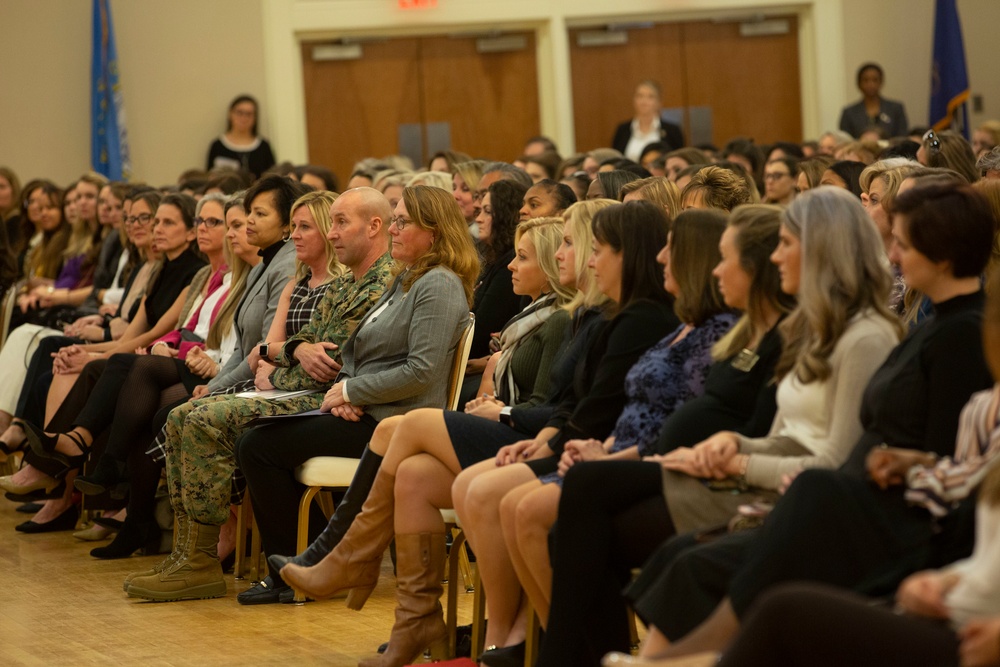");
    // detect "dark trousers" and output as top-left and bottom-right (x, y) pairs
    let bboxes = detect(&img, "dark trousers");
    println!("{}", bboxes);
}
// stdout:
(16, 335), (76, 422)
(537, 461), (674, 667)
(627, 530), (753, 640)
(235, 413), (374, 564)
(720, 583), (959, 667)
